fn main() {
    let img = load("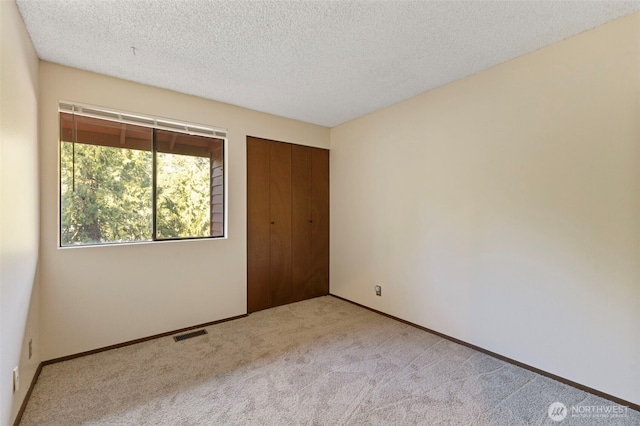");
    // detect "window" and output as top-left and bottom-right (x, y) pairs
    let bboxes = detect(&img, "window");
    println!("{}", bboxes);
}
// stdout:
(59, 103), (226, 246)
